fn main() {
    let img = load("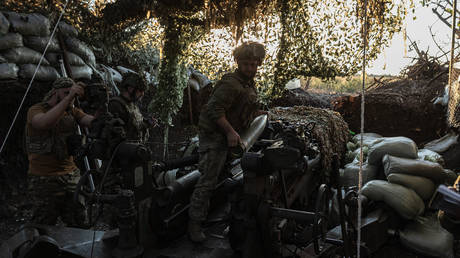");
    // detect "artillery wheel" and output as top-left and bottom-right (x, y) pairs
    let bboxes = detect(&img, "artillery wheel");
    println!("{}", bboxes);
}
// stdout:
(313, 184), (333, 254)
